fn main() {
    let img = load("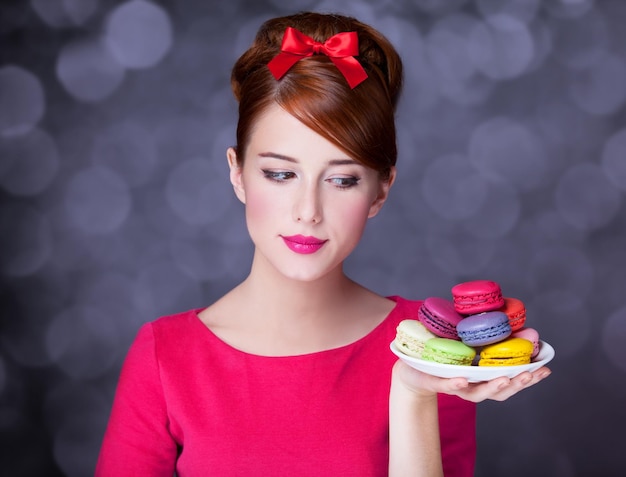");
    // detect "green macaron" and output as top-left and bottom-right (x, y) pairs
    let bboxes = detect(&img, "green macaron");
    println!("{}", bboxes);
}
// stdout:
(421, 338), (476, 366)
